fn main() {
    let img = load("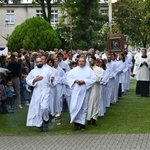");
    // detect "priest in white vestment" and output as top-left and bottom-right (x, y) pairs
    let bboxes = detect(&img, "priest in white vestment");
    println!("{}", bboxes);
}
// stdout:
(41, 55), (58, 118)
(67, 56), (96, 130)
(97, 59), (107, 117)
(111, 53), (120, 103)
(57, 52), (70, 72)
(87, 56), (103, 126)
(123, 51), (133, 92)
(26, 58), (54, 132)
(117, 53), (126, 97)
(99, 68), (109, 116)
(53, 58), (65, 115)
(135, 49), (150, 97)
(133, 48), (141, 76)
(47, 58), (59, 117)
(106, 54), (116, 105)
